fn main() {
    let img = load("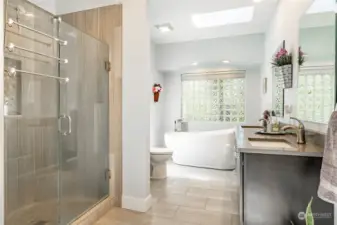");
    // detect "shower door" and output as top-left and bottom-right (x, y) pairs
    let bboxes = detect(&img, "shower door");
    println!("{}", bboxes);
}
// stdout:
(4, 0), (110, 224)
(58, 22), (110, 224)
